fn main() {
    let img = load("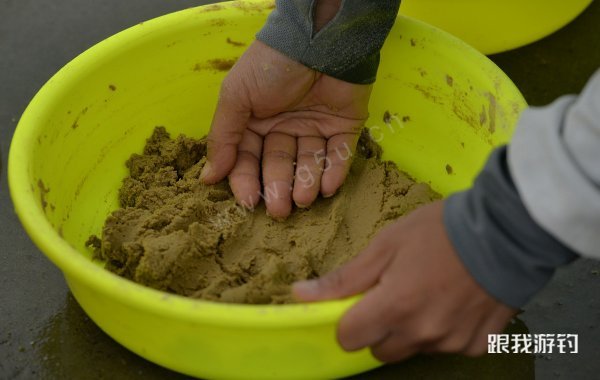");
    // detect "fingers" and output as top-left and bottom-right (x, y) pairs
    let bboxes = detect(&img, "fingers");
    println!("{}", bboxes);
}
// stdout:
(370, 334), (419, 363)
(292, 241), (393, 302)
(262, 132), (297, 219)
(201, 81), (251, 184)
(463, 306), (514, 357)
(228, 130), (263, 208)
(421, 320), (480, 355)
(337, 286), (394, 351)
(293, 136), (326, 208)
(321, 133), (358, 197)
